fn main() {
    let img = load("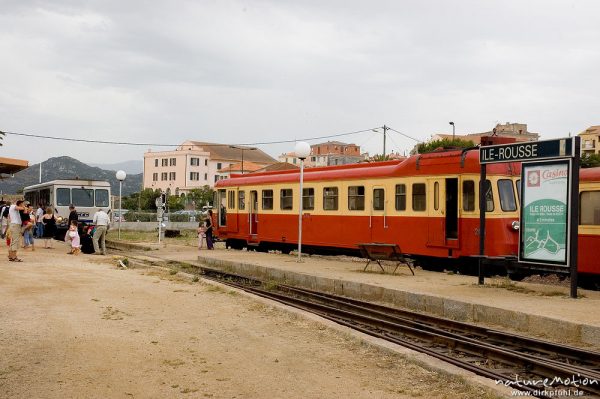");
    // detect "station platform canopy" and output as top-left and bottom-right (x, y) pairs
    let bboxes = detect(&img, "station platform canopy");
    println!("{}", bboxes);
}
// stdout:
(0, 157), (29, 177)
